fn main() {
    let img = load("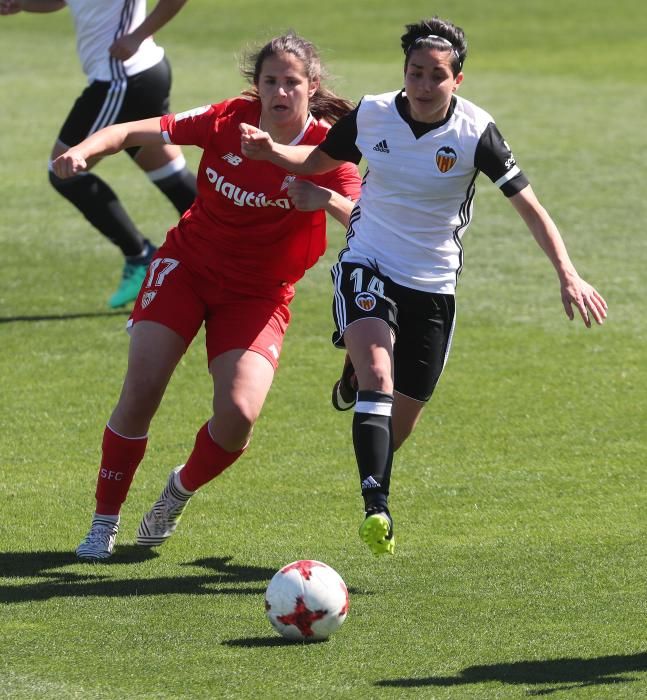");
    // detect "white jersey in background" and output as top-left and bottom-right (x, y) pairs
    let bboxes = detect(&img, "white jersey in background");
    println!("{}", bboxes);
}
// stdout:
(66, 0), (164, 82)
